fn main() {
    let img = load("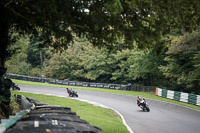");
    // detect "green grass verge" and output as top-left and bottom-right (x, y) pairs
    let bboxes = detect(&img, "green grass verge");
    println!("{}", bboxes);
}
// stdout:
(12, 79), (200, 110)
(11, 91), (129, 133)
